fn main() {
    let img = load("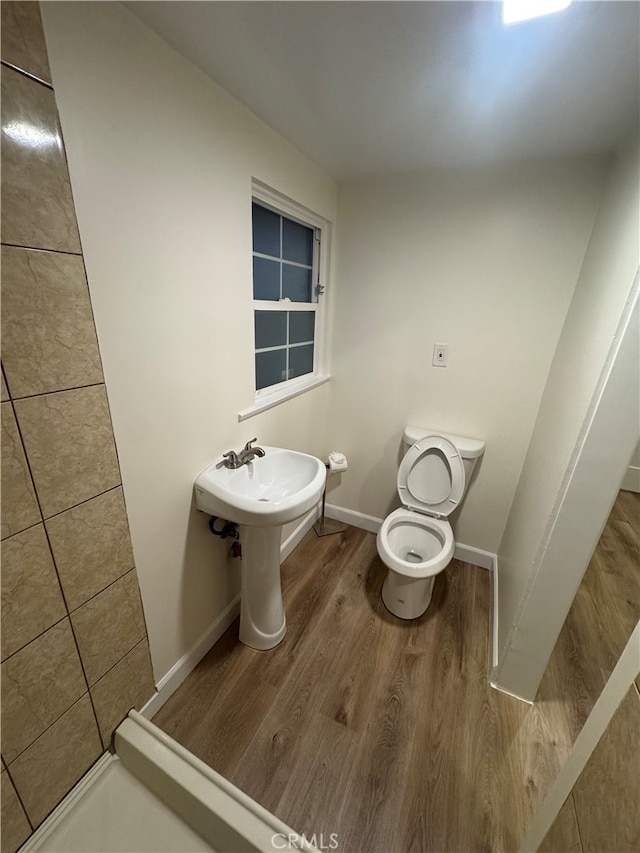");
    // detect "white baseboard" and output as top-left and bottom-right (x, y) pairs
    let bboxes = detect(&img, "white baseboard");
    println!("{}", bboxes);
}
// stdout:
(454, 547), (499, 671)
(142, 503), (503, 719)
(140, 509), (320, 721)
(324, 502), (382, 533)
(622, 465), (640, 493)
(489, 555), (499, 670)
(325, 502), (501, 673)
(281, 505), (320, 561)
(488, 678), (534, 705)
(453, 543), (494, 570)
(140, 593), (241, 720)
(325, 502), (498, 571)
